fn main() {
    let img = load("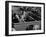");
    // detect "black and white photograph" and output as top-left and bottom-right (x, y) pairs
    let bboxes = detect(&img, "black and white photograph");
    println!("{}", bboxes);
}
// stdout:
(5, 1), (45, 36)
(12, 6), (41, 31)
